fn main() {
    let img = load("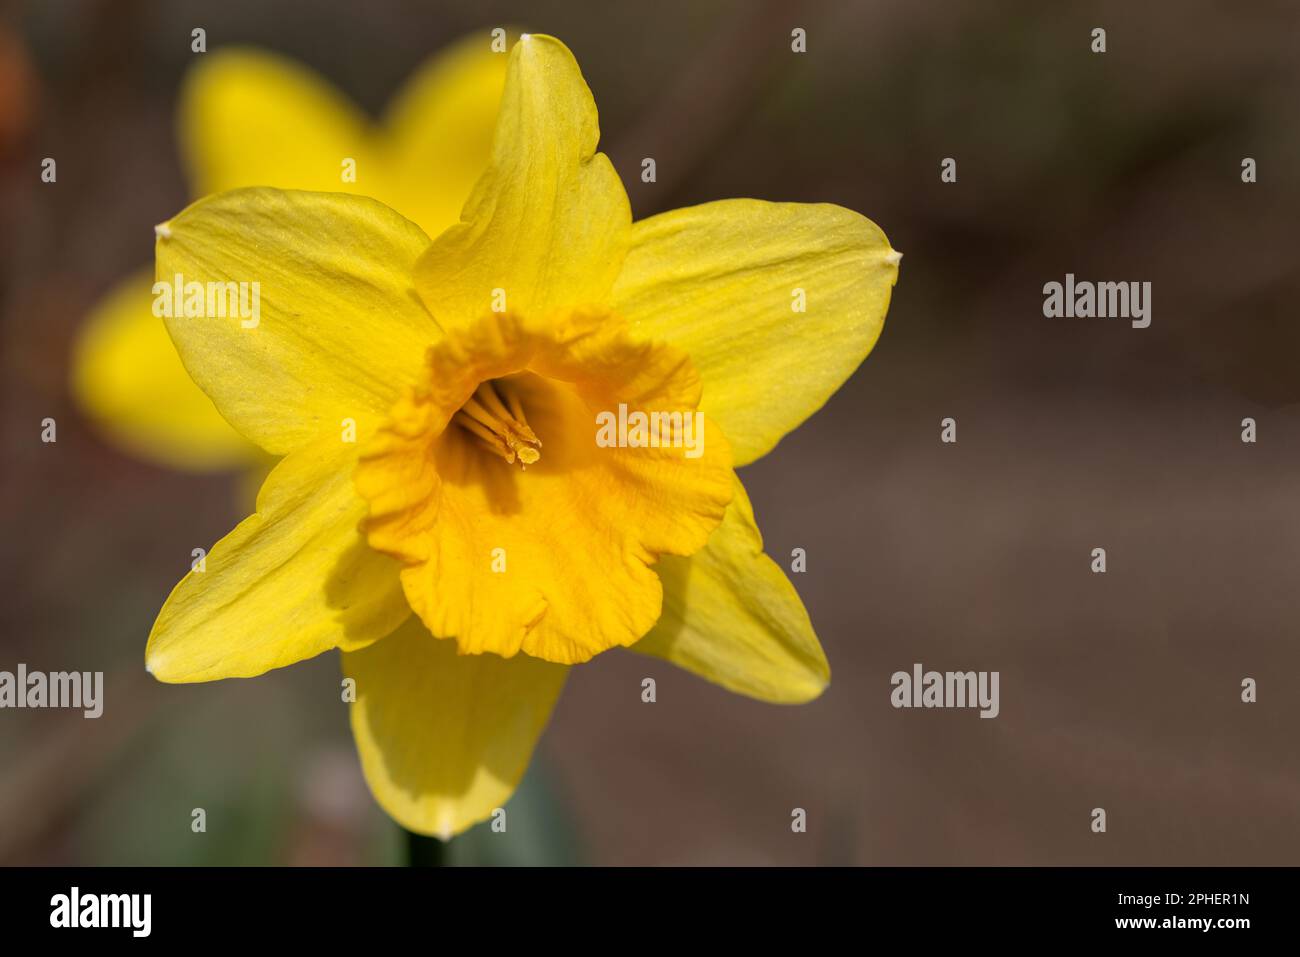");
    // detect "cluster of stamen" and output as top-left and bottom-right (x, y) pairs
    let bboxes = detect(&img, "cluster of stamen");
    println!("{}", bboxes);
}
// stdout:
(452, 378), (542, 468)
